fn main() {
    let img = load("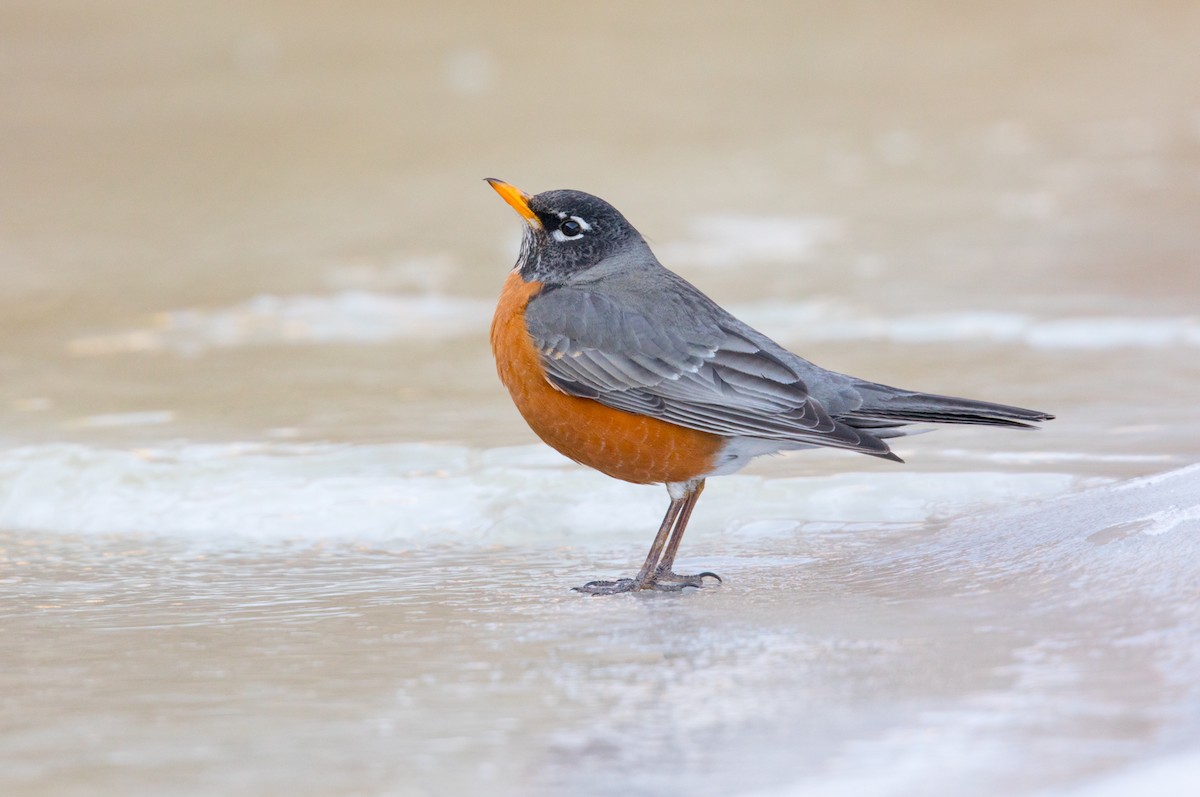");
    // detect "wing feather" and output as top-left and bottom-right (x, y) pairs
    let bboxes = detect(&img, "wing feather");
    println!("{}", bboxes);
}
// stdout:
(525, 286), (896, 459)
